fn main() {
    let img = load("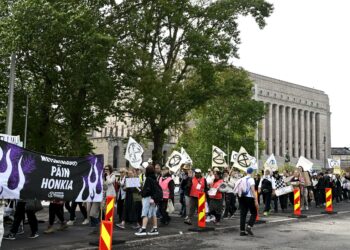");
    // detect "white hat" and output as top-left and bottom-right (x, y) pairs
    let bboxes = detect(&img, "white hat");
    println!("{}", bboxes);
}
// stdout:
(194, 169), (202, 173)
